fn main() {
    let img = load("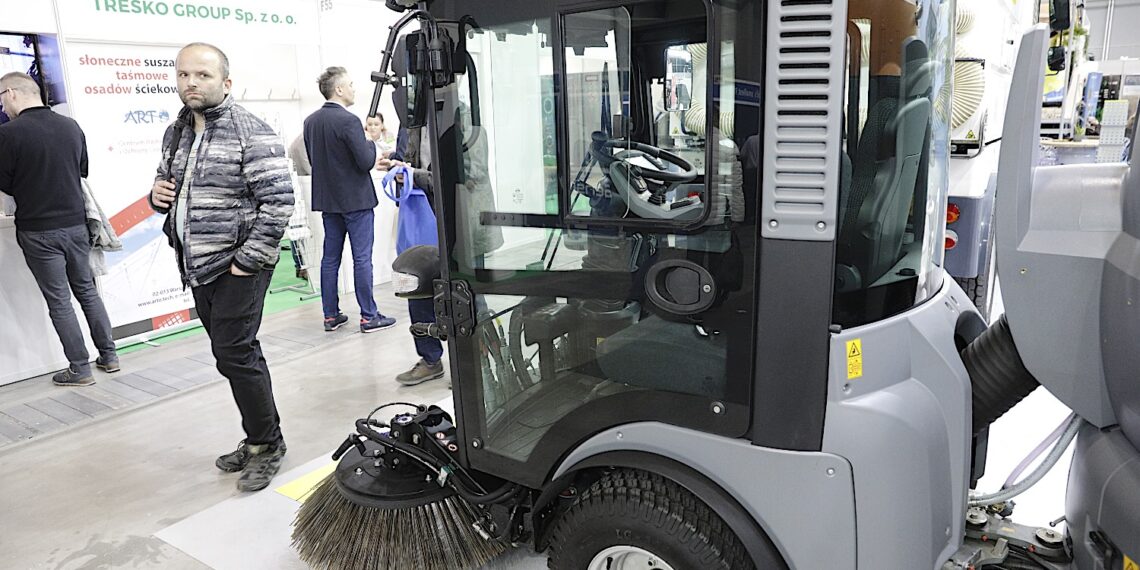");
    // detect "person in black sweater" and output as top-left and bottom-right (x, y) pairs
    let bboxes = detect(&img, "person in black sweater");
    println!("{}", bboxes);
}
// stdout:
(0, 72), (119, 386)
